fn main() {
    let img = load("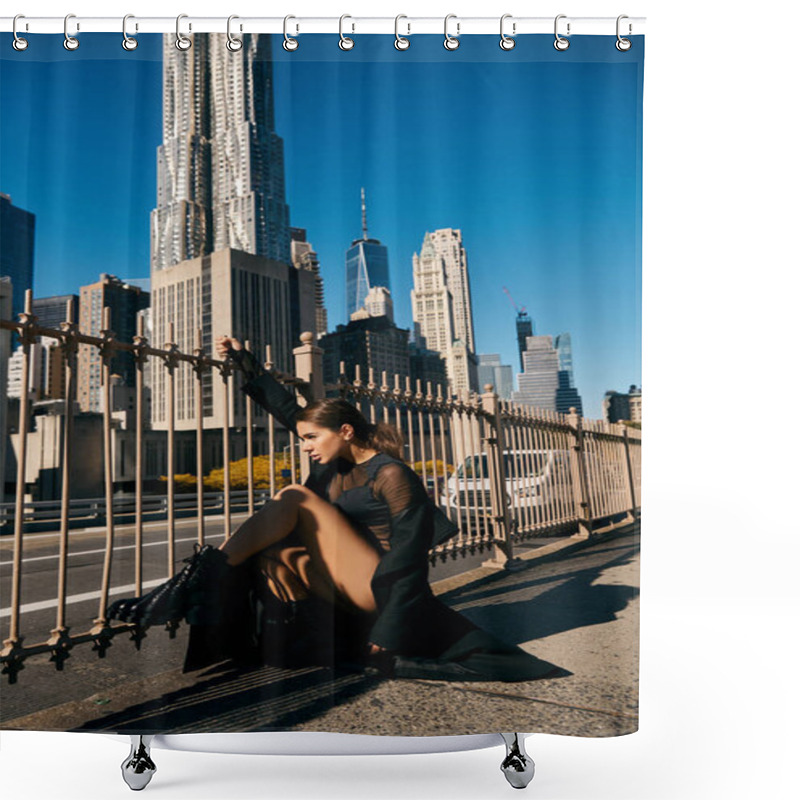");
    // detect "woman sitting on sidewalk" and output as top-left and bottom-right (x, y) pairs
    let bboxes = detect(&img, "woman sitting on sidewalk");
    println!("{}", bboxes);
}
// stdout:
(109, 336), (555, 682)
